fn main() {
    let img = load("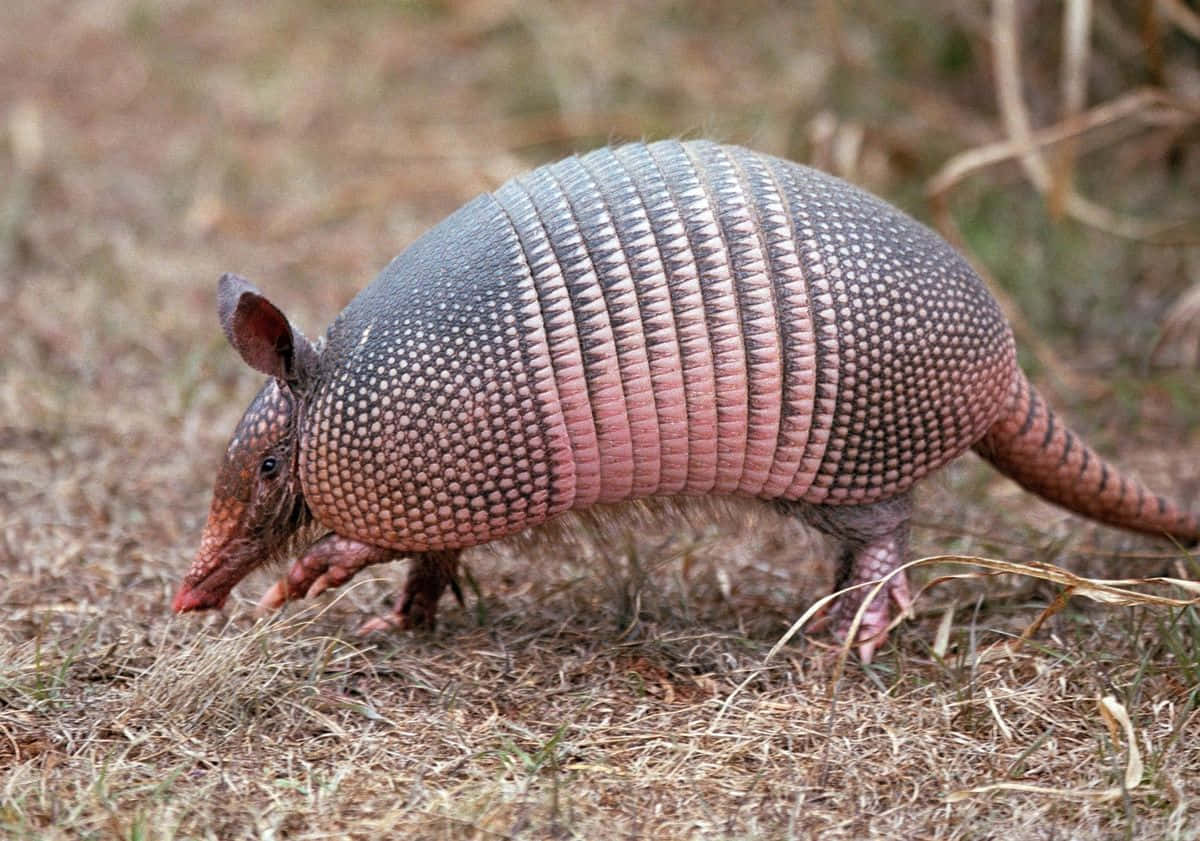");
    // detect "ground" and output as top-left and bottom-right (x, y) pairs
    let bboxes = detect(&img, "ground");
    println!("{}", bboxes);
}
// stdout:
(3, 1), (1200, 839)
